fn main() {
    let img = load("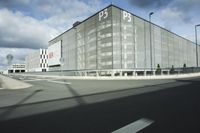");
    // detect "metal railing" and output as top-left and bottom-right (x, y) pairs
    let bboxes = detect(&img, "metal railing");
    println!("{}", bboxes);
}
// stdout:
(21, 67), (200, 77)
